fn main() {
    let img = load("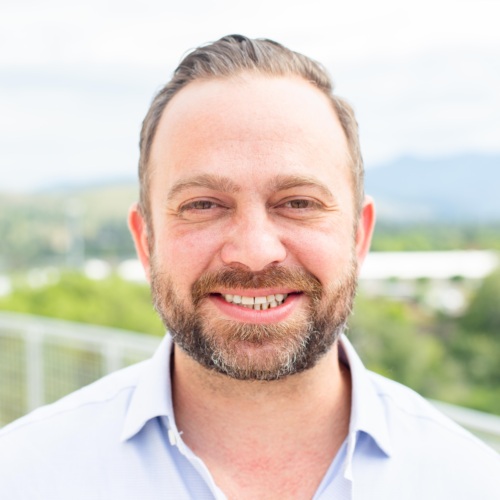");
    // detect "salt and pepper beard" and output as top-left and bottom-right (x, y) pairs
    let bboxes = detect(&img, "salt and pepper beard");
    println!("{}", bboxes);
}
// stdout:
(150, 259), (358, 381)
